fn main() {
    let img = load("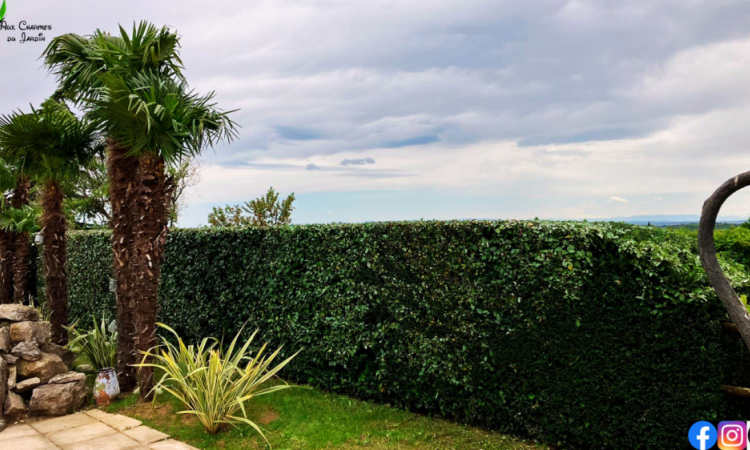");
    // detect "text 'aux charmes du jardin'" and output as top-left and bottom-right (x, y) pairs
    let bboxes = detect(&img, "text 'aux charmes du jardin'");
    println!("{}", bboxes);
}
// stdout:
(0, 0), (52, 44)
